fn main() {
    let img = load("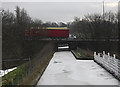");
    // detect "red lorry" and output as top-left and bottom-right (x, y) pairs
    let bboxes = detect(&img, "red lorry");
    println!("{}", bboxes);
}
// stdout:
(25, 27), (69, 39)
